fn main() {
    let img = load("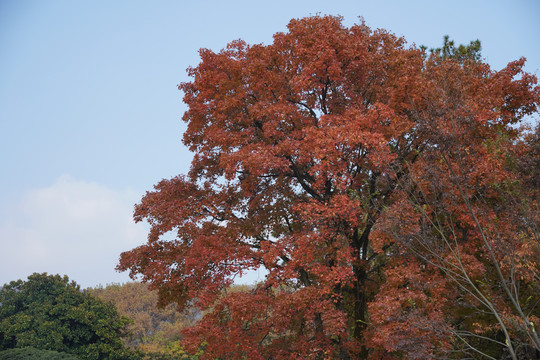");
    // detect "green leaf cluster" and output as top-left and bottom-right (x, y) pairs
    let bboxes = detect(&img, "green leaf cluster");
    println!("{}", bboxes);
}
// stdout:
(0, 347), (80, 359)
(0, 273), (134, 360)
(422, 35), (482, 63)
